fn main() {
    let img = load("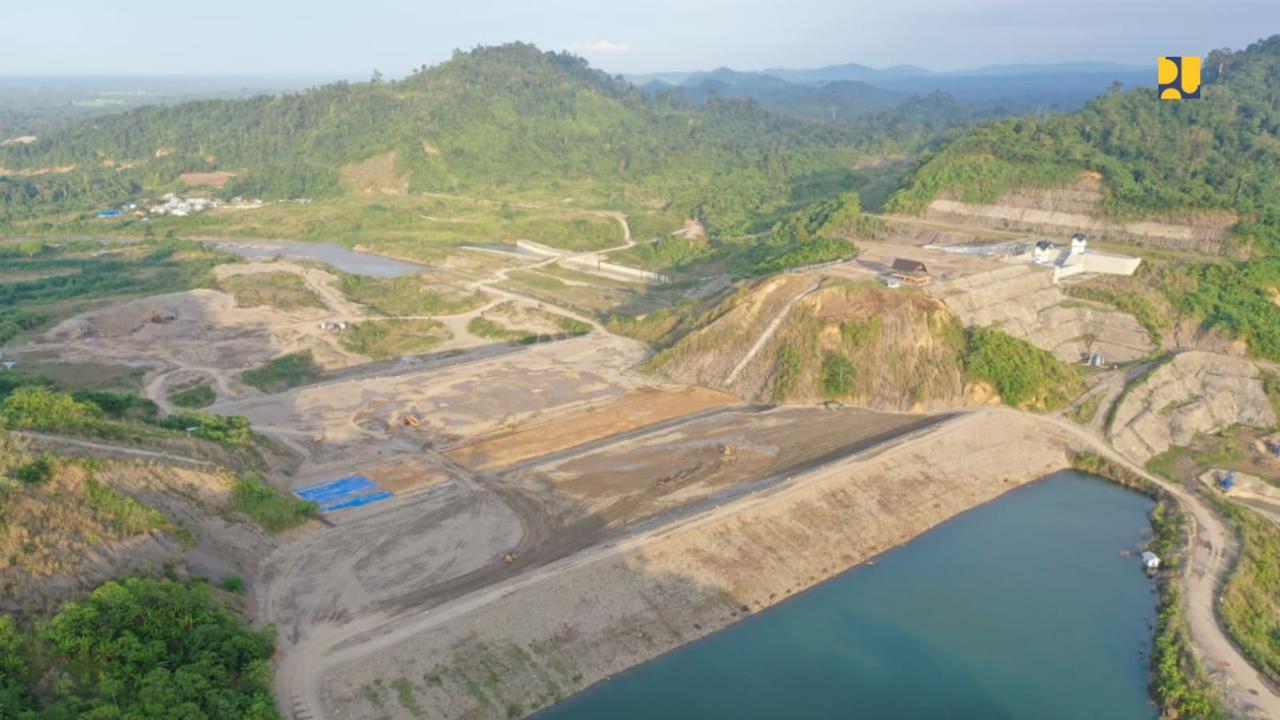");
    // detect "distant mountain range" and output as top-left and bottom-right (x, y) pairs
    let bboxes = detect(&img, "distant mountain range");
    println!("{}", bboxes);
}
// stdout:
(626, 60), (1151, 110)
